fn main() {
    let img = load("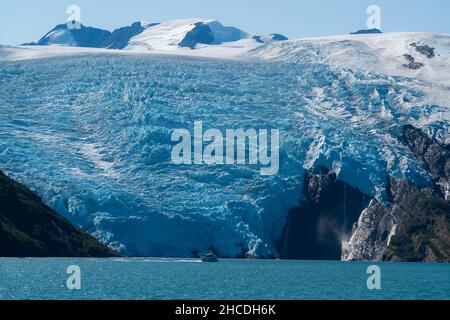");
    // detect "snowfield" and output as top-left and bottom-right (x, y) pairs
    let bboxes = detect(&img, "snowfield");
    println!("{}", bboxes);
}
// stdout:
(124, 18), (261, 59)
(253, 33), (450, 105)
(0, 32), (449, 257)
